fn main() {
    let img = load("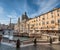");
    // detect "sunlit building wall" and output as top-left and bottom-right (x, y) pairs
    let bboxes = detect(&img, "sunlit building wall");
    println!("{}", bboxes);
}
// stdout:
(14, 8), (60, 36)
(26, 8), (60, 36)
